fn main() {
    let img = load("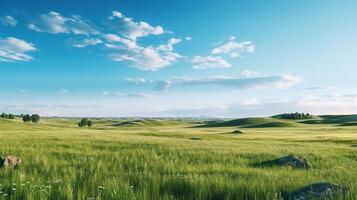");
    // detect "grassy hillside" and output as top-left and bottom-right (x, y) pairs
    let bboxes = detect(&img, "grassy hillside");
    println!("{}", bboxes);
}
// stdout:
(299, 114), (357, 126)
(197, 117), (301, 128)
(0, 117), (356, 199)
